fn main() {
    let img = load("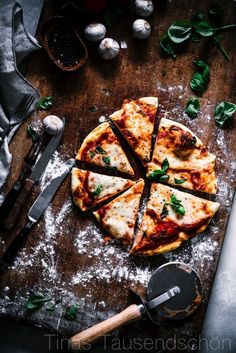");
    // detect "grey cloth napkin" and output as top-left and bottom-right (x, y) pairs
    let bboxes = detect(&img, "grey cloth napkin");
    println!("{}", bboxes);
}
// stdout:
(0, 1), (41, 202)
